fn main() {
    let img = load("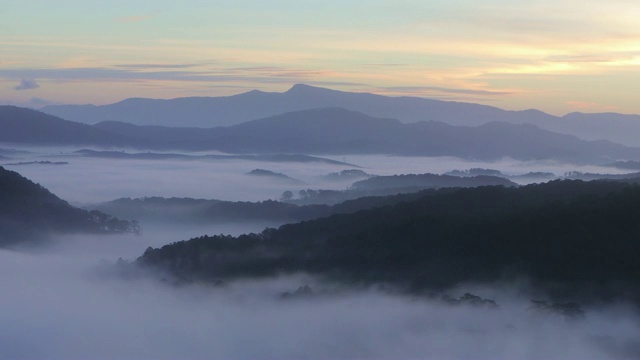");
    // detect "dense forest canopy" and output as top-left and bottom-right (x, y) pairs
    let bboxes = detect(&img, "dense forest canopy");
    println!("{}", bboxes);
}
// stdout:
(138, 179), (640, 305)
